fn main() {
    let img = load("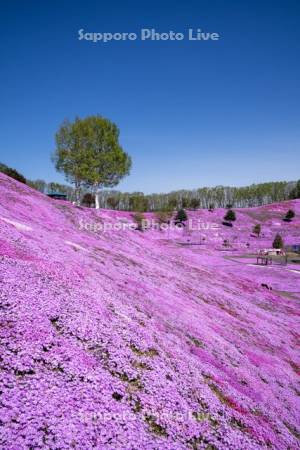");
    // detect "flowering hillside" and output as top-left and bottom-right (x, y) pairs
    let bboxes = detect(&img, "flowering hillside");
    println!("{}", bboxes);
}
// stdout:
(0, 173), (299, 450)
